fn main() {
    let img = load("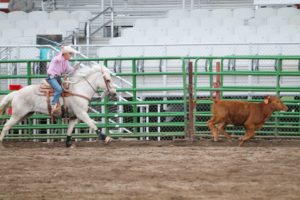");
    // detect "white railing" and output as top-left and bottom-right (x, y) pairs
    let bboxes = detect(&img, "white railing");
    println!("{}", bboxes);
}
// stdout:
(85, 7), (114, 45)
